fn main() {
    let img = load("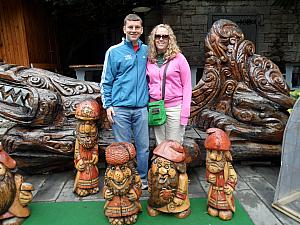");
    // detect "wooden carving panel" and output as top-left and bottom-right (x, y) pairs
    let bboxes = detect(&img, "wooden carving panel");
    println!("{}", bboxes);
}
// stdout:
(191, 19), (294, 144)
